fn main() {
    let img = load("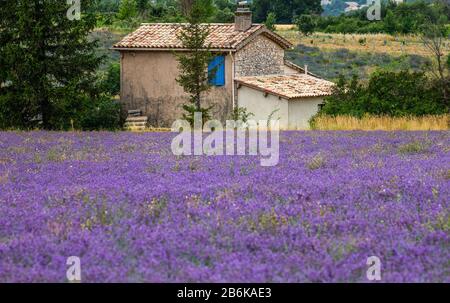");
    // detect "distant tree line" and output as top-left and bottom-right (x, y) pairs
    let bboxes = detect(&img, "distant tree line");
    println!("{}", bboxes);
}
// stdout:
(90, 0), (323, 26)
(307, 0), (450, 35)
(251, 0), (323, 23)
(94, 0), (449, 36)
(92, 0), (237, 26)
